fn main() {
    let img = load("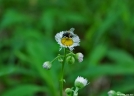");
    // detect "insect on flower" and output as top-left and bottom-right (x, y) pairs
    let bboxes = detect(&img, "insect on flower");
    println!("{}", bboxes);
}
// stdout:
(55, 28), (80, 51)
